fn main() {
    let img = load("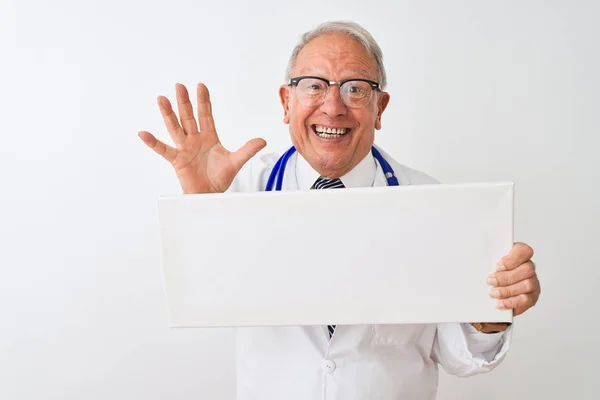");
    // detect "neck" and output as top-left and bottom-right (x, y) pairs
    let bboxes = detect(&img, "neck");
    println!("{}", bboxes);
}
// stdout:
(308, 148), (372, 179)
